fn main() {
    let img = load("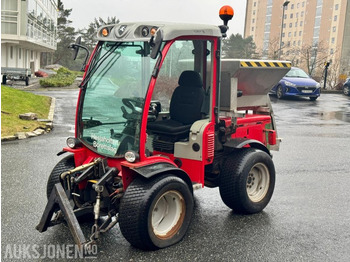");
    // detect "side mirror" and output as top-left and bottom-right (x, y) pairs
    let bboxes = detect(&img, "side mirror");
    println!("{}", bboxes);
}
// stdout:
(150, 29), (163, 59)
(70, 36), (82, 60)
(68, 36), (90, 71)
